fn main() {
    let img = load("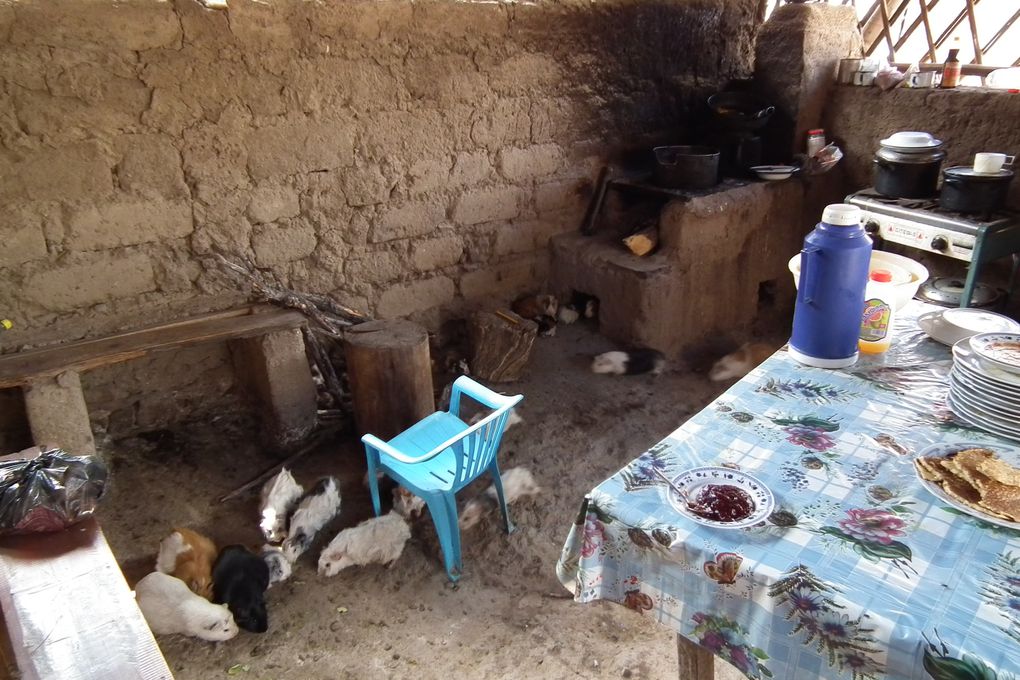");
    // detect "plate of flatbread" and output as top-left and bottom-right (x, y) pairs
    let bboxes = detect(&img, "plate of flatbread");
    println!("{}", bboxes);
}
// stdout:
(913, 442), (1020, 530)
